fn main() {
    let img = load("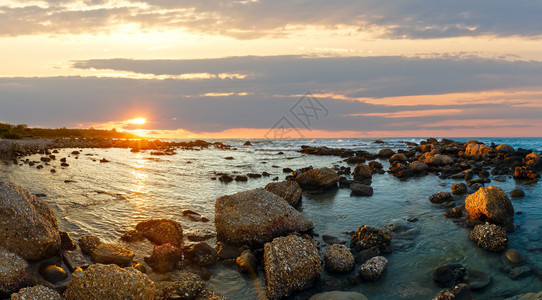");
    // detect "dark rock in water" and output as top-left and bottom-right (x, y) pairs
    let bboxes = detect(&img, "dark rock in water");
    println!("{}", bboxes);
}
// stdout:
(10, 285), (62, 300)
(186, 230), (215, 242)
(322, 234), (347, 245)
(79, 235), (102, 255)
(159, 272), (205, 299)
(215, 188), (313, 247)
(224, 156), (234, 160)
(433, 283), (471, 300)
(247, 173), (262, 178)
(61, 162), (69, 167)
(39, 264), (68, 283)
(144, 243), (183, 273)
(429, 191), (454, 204)
(50, 169), (56, 173)
(389, 153), (408, 164)
(135, 218), (183, 247)
(60, 157), (67, 162)
(433, 263), (468, 287)
(183, 242), (217, 266)
(295, 167), (339, 190)
(264, 180), (303, 206)
(0, 248), (38, 297)
(467, 269), (490, 290)
(452, 183), (468, 195)
(445, 206), (463, 218)
(351, 225), (392, 254)
(264, 235), (321, 300)
(309, 291), (368, 300)
(470, 223), (508, 251)
(0, 182), (61, 261)
(346, 156), (366, 164)
(40, 157), (51, 162)
(503, 249), (524, 265)
(468, 183), (484, 193)
(509, 266), (532, 280)
(62, 249), (89, 272)
(354, 246), (380, 264)
(120, 230), (145, 243)
(218, 174), (233, 183)
(358, 256), (387, 281)
(236, 250), (257, 273)
(378, 148), (395, 158)
(99, 158), (109, 163)
(91, 244), (135, 265)
(234, 175), (248, 182)
(60, 231), (77, 251)
(465, 186), (514, 226)
(513, 166), (539, 180)
(217, 242), (242, 260)
(242, 141), (253, 146)
(324, 244), (355, 273)
(510, 189), (525, 198)
(272, 176), (279, 181)
(350, 183), (373, 196)
(319, 277), (346, 292)
(353, 164), (372, 181)
(368, 160), (383, 171)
